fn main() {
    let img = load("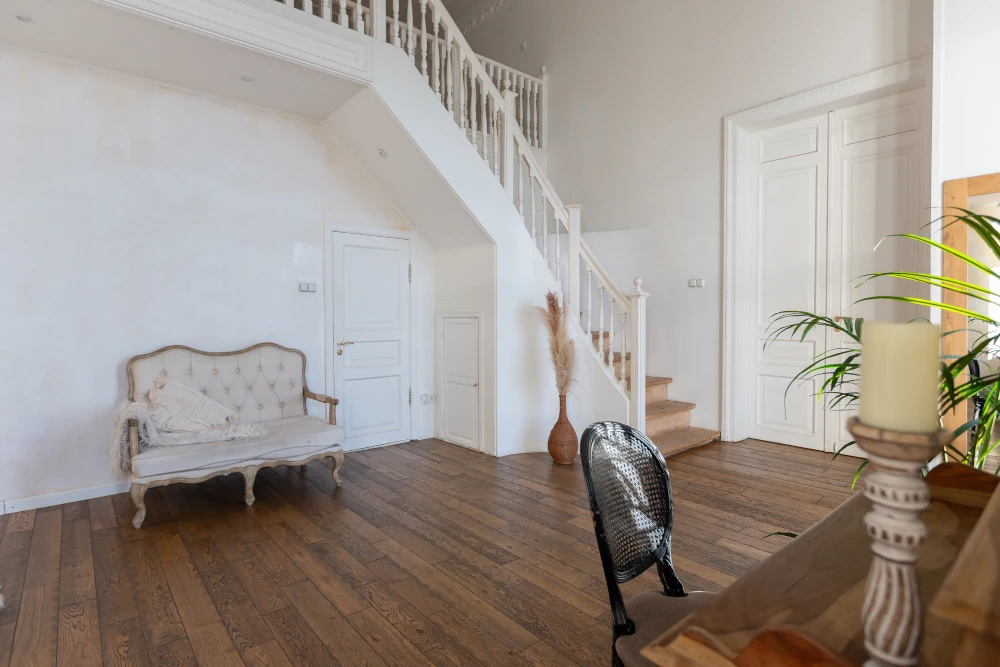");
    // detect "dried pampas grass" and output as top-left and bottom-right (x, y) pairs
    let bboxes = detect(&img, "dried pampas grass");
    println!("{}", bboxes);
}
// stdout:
(539, 291), (576, 395)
